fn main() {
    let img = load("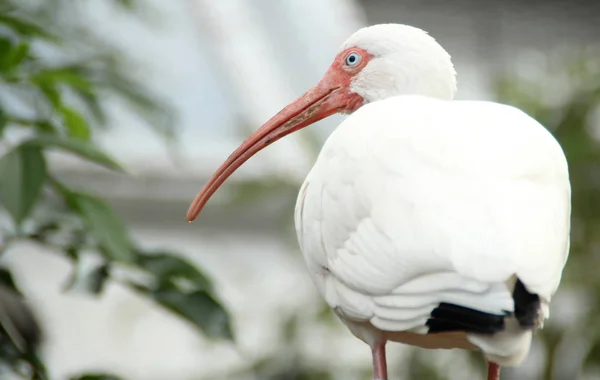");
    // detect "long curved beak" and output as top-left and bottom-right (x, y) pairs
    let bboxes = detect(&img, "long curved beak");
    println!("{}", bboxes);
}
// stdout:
(186, 80), (345, 222)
